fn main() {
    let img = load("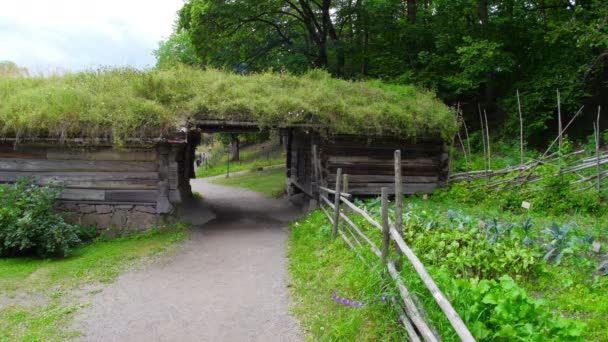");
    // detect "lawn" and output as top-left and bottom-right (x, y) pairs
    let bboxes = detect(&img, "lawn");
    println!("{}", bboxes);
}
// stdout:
(210, 168), (286, 198)
(0, 224), (189, 341)
(196, 146), (285, 178)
